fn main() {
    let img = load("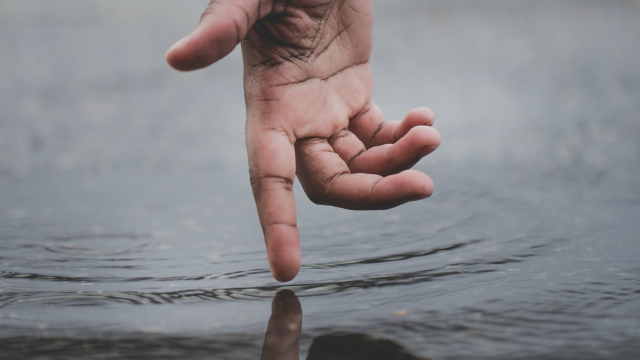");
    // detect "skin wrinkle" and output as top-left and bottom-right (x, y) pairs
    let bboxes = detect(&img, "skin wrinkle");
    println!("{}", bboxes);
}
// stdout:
(260, 19), (364, 87)
(236, 2), (254, 43)
(305, 0), (336, 54)
(264, 4), (328, 50)
(255, 0), (279, 21)
(368, 176), (384, 203)
(257, 0), (262, 21)
(351, 99), (371, 120)
(369, 121), (386, 145)
(273, 60), (368, 86)
(347, 148), (365, 168)
(244, 38), (308, 78)
(320, 170), (350, 201)
(245, 0), (340, 79)
(258, 125), (297, 144)
(326, 129), (364, 167)
(327, 129), (350, 144)
(309, 93), (330, 129)
(277, 2), (332, 56)
(250, 174), (295, 191)
(345, 1), (372, 18)
(320, 59), (367, 81)
(257, 20), (312, 52)
(233, 15), (247, 45)
(265, 222), (298, 230)
(312, 14), (357, 58)
(297, 136), (325, 147)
